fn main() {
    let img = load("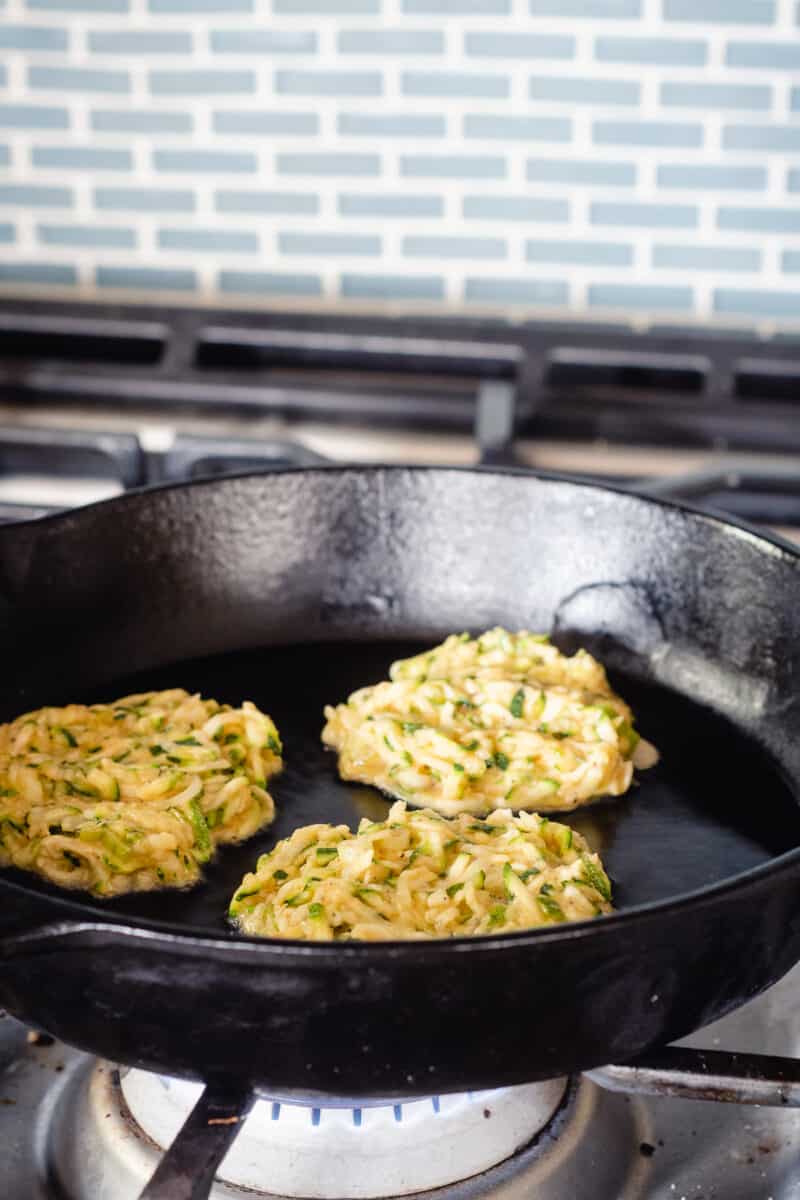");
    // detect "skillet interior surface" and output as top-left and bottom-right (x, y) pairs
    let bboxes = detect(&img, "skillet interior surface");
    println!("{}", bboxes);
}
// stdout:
(1, 635), (797, 934)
